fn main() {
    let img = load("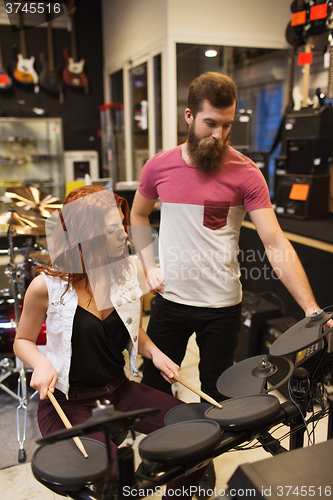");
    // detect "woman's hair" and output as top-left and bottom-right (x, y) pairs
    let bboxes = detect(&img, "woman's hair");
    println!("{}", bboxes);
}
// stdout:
(35, 185), (130, 298)
(187, 71), (237, 117)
